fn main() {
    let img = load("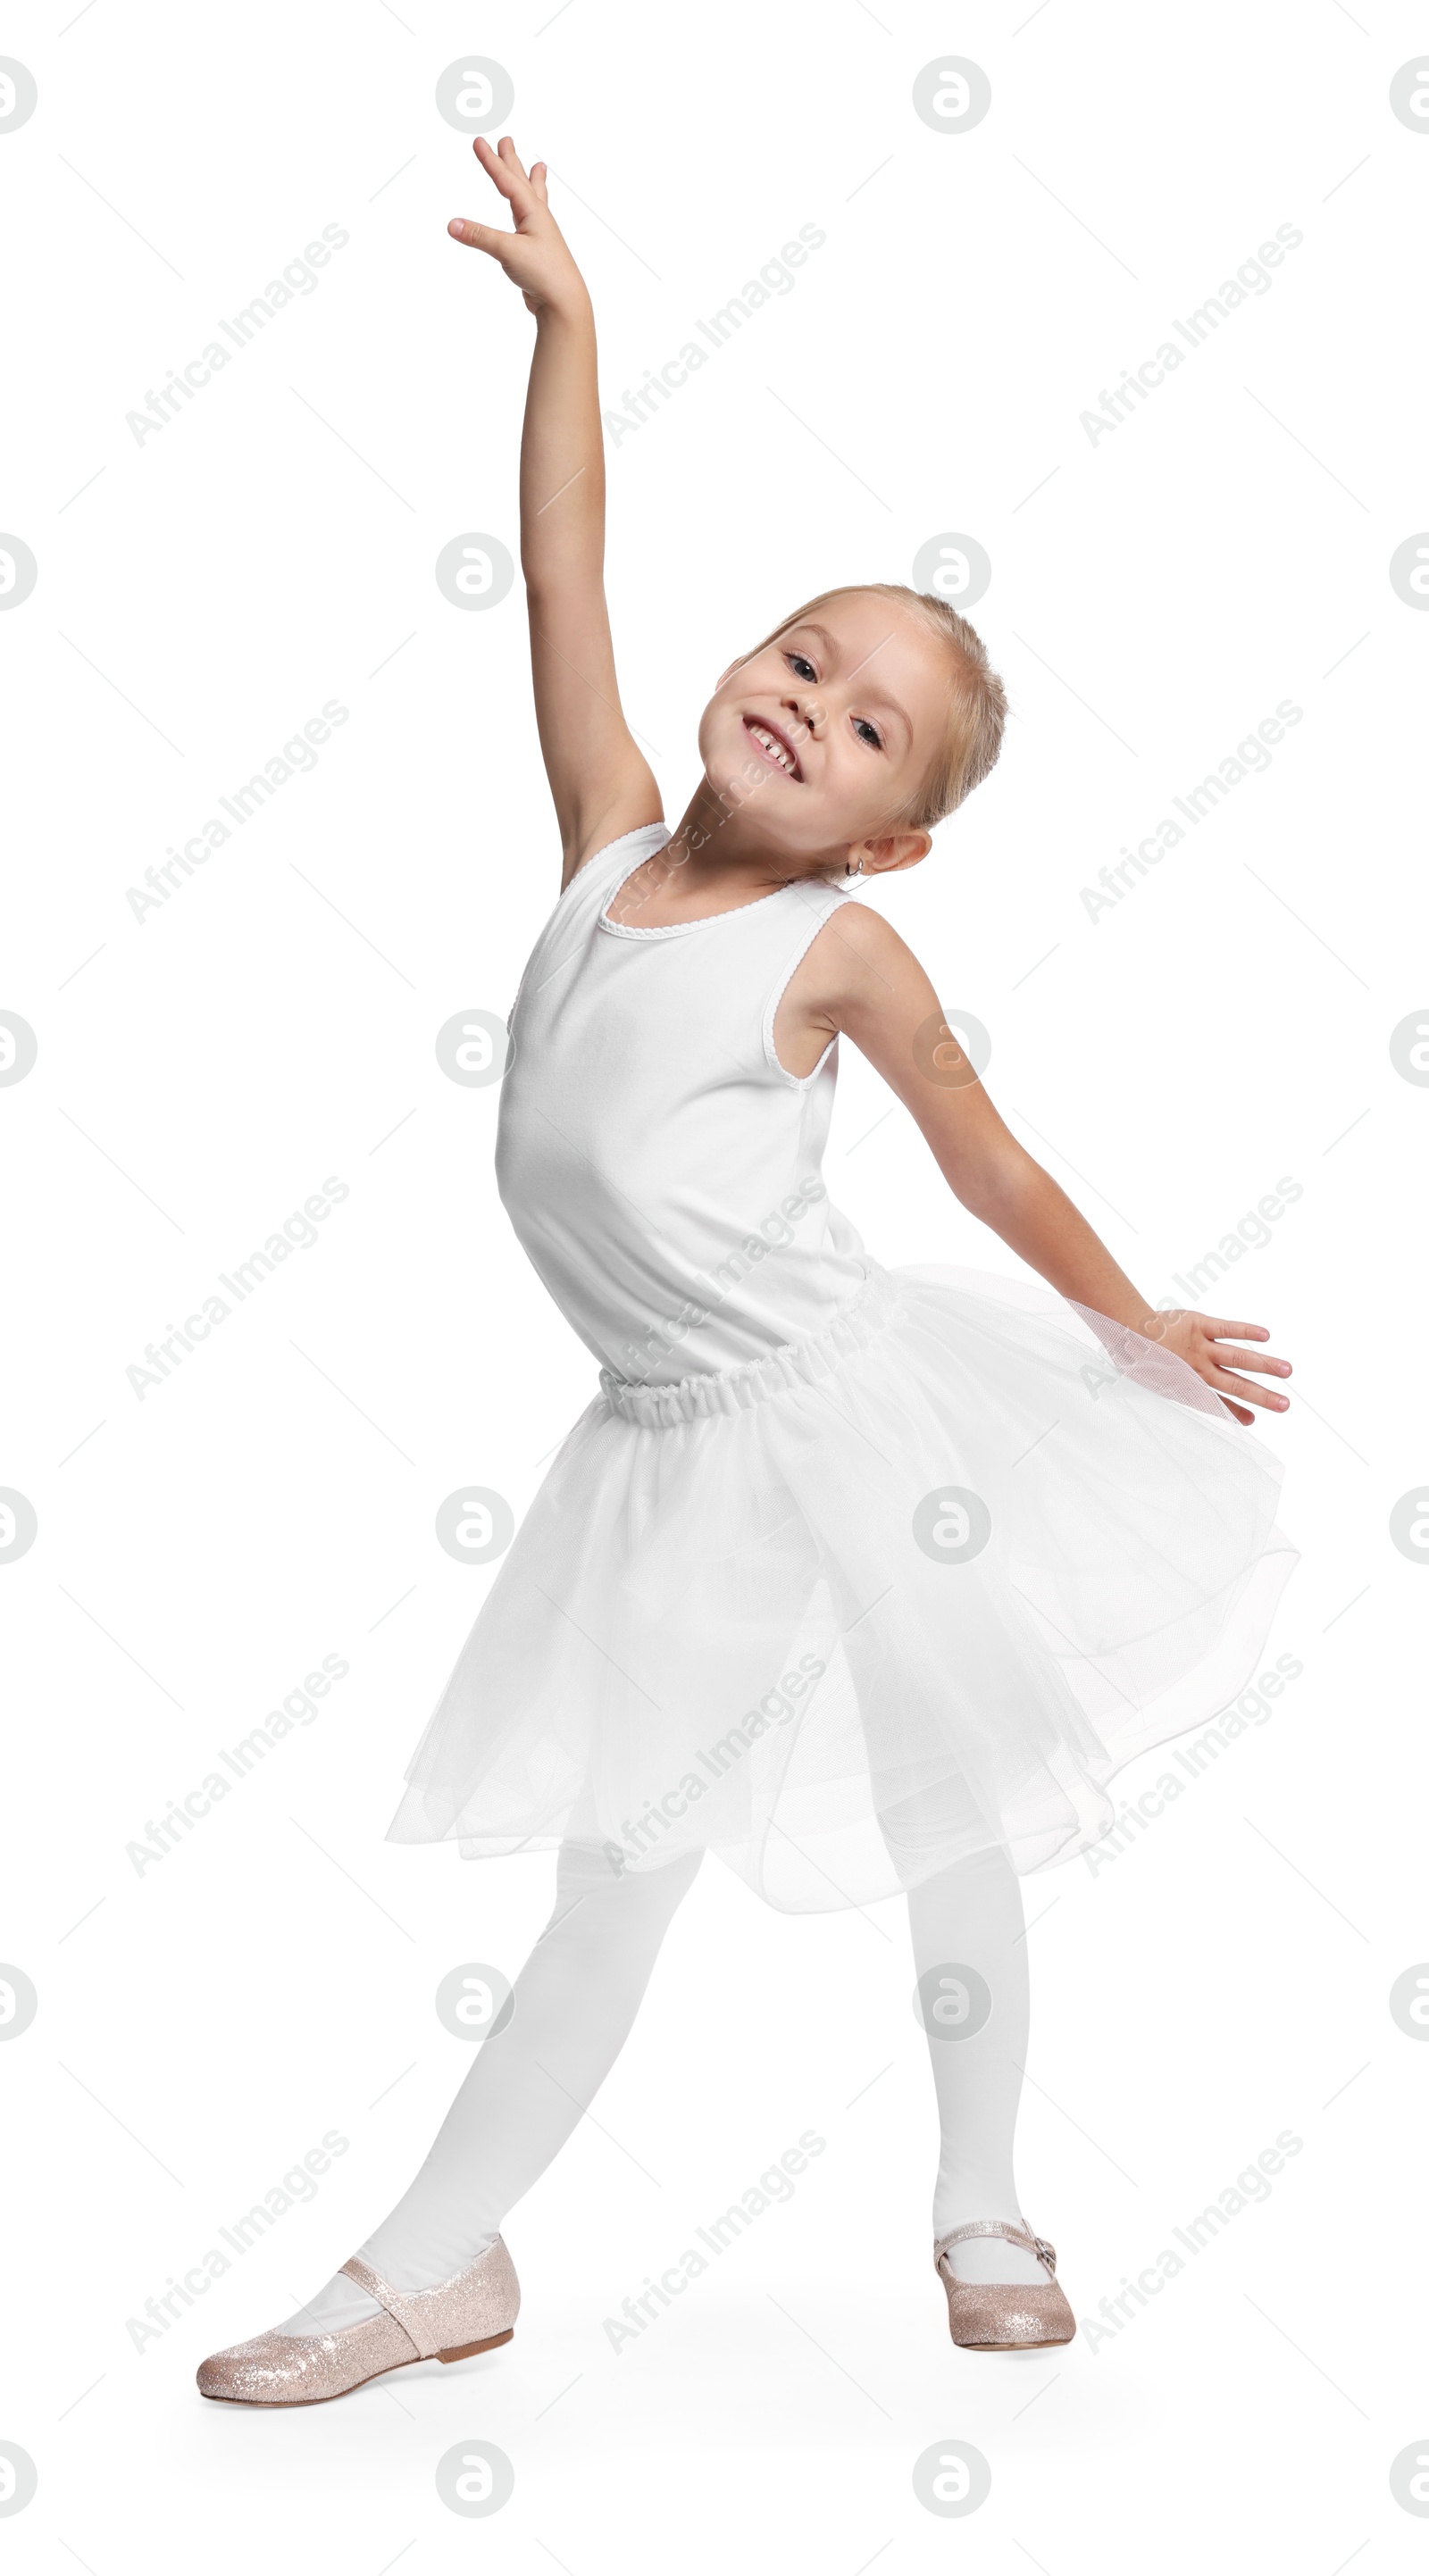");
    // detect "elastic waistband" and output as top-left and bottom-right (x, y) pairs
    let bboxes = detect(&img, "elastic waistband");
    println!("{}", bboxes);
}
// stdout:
(598, 1266), (903, 1428)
